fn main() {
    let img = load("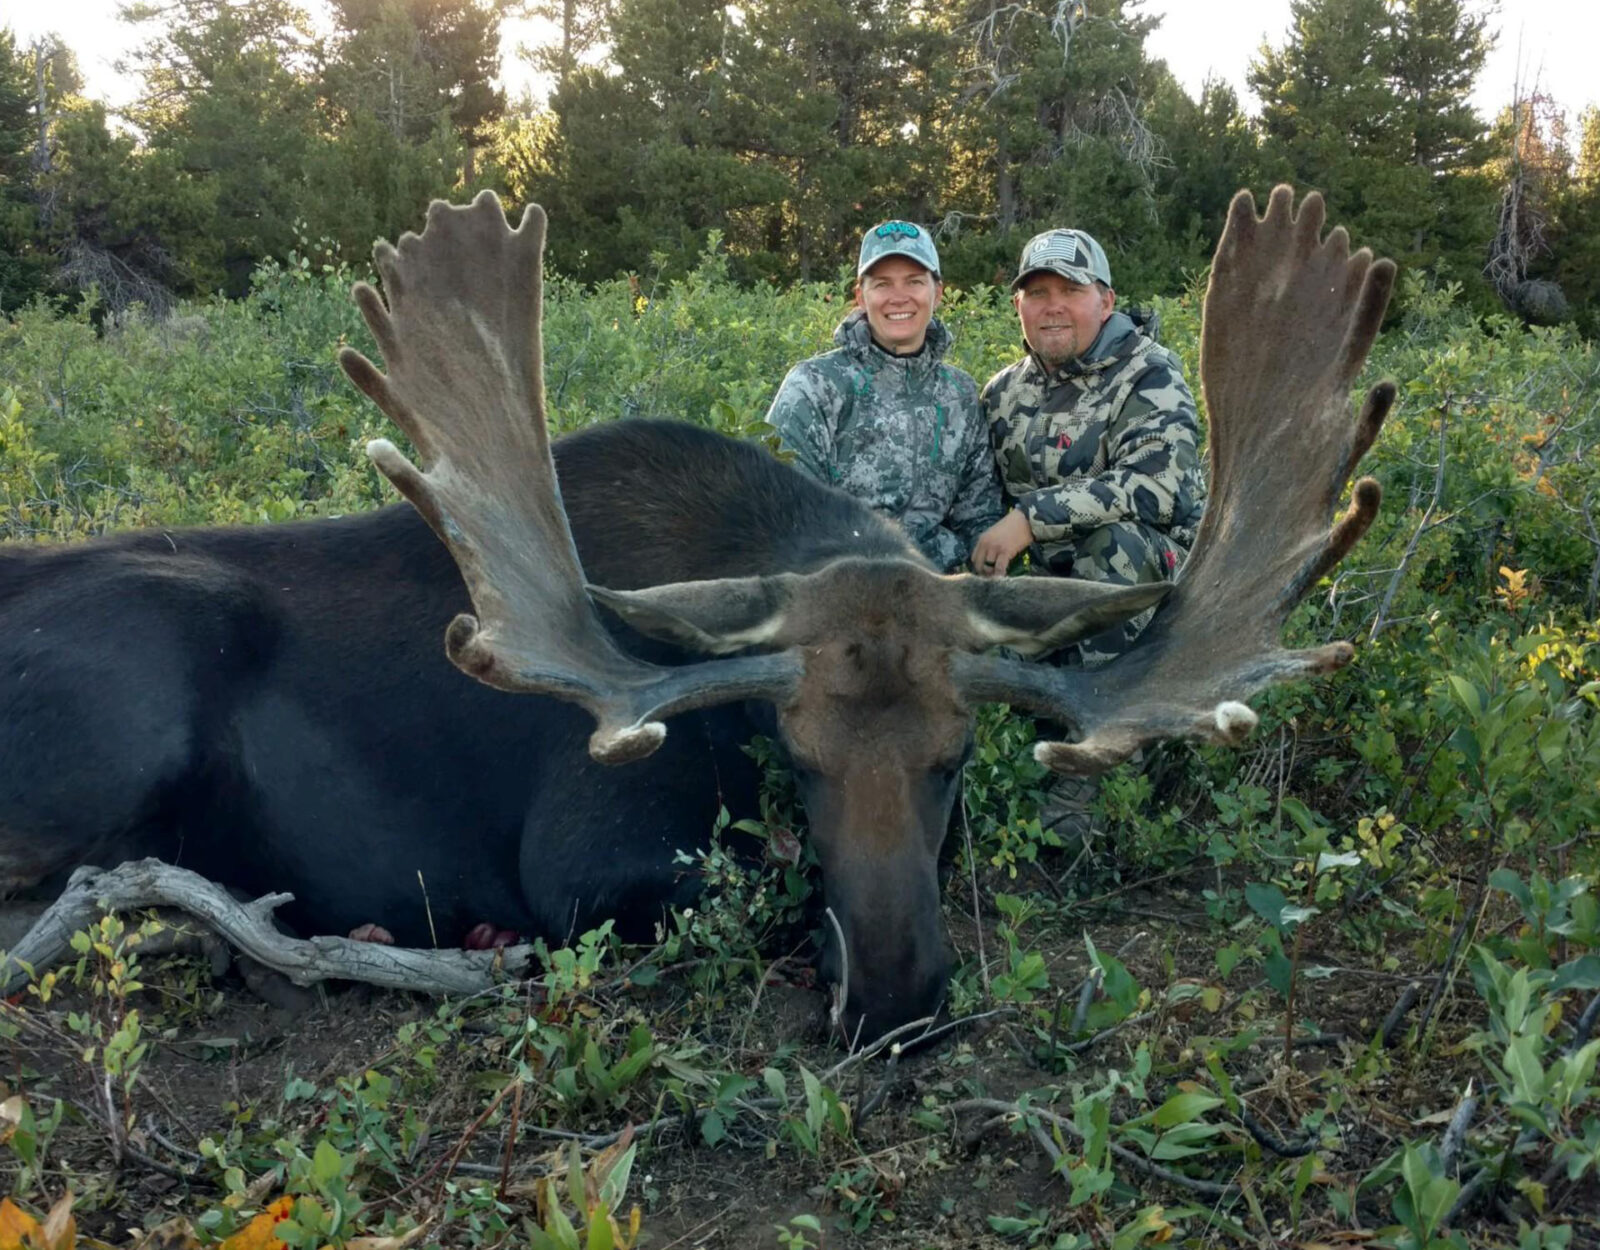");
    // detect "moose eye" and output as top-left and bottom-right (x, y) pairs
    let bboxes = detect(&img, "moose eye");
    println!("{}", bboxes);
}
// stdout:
(933, 741), (975, 784)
